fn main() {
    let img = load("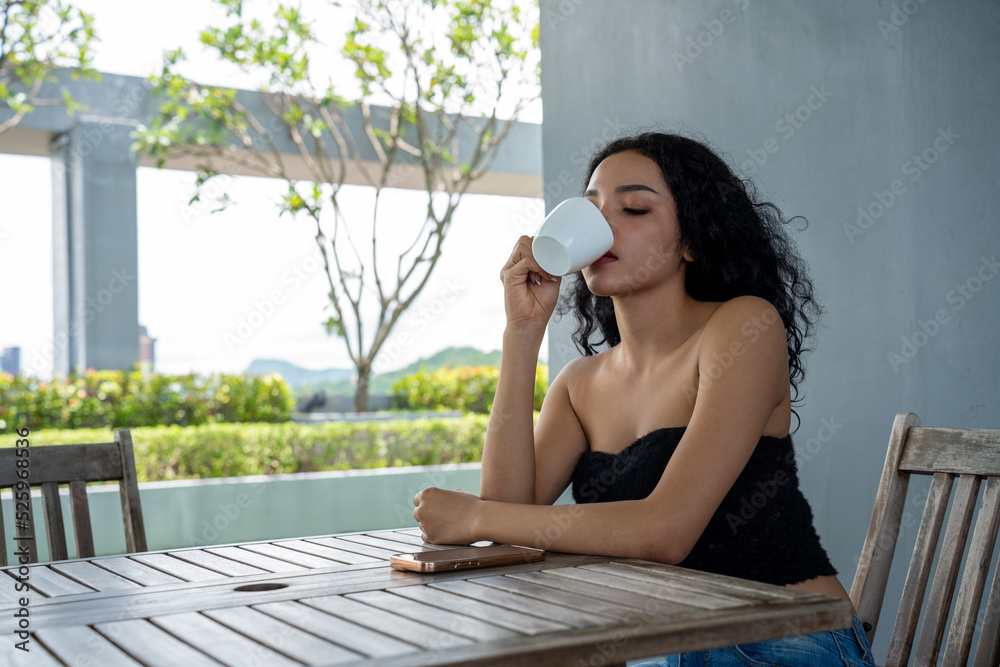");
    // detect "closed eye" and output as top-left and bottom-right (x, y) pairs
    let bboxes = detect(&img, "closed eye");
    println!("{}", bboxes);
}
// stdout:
(623, 208), (649, 215)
